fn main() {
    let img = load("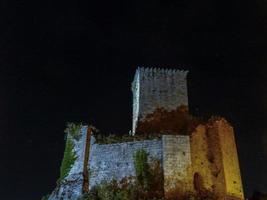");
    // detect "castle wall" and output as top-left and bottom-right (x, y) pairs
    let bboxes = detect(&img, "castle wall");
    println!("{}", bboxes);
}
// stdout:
(88, 137), (162, 188)
(191, 125), (214, 191)
(88, 134), (194, 196)
(162, 135), (193, 198)
(204, 119), (244, 200)
(49, 123), (244, 200)
(48, 126), (88, 200)
(215, 120), (244, 199)
(132, 67), (188, 133)
(67, 126), (88, 178)
(206, 120), (228, 199)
